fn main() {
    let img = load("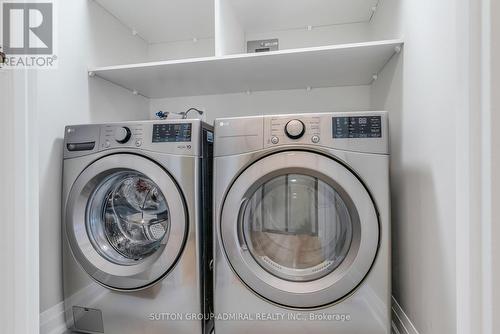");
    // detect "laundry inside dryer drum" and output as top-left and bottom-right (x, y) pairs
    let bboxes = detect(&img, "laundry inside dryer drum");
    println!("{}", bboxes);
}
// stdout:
(86, 171), (170, 265)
